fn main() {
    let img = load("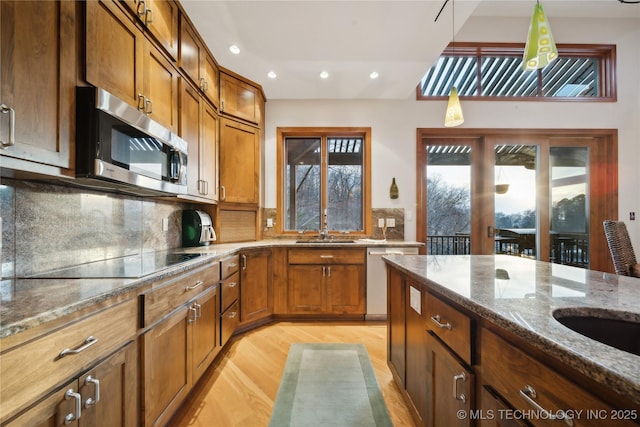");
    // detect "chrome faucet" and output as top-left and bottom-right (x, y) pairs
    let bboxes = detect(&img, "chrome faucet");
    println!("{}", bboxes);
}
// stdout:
(319, 209), (329, 239)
